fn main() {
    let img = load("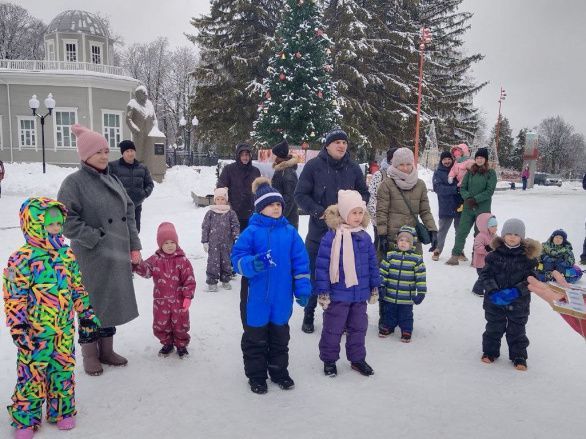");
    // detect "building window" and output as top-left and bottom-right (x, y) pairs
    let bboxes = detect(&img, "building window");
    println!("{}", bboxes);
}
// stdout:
(46, 40), (56, 61)
(64, 41), (78, 62)
(103, 112), (122, 149)
(91, 44), (102, 64)
(54, 109), (77, 148)
(18, 117), (37, 149)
